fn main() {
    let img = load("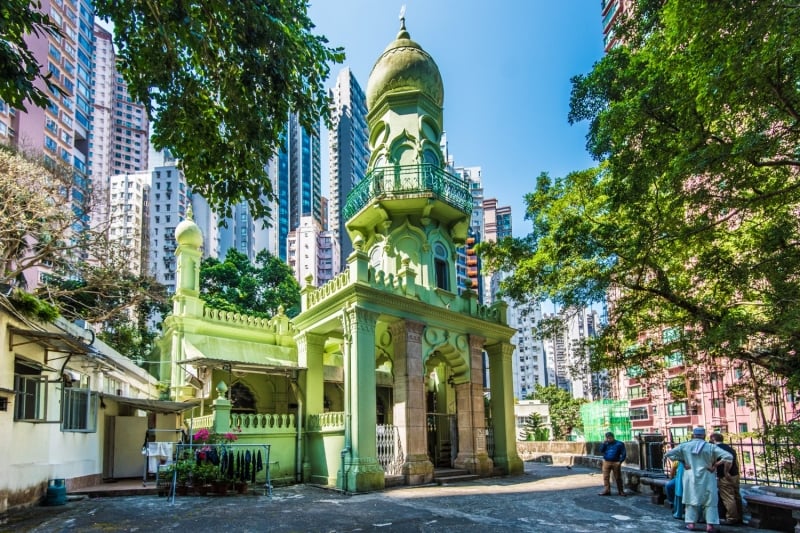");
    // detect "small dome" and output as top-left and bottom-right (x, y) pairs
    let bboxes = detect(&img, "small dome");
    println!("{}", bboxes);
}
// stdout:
(175, 207), (203, 248)
(366, 23), (443, 110)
